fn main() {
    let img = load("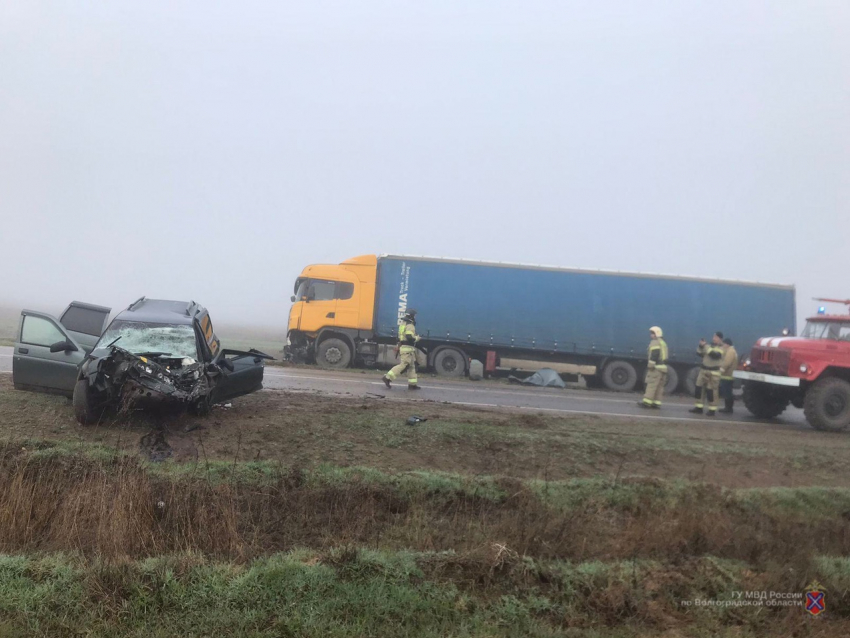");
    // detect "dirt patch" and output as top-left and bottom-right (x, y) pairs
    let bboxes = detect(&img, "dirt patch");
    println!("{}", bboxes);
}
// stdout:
(3, 376), (850, 488)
